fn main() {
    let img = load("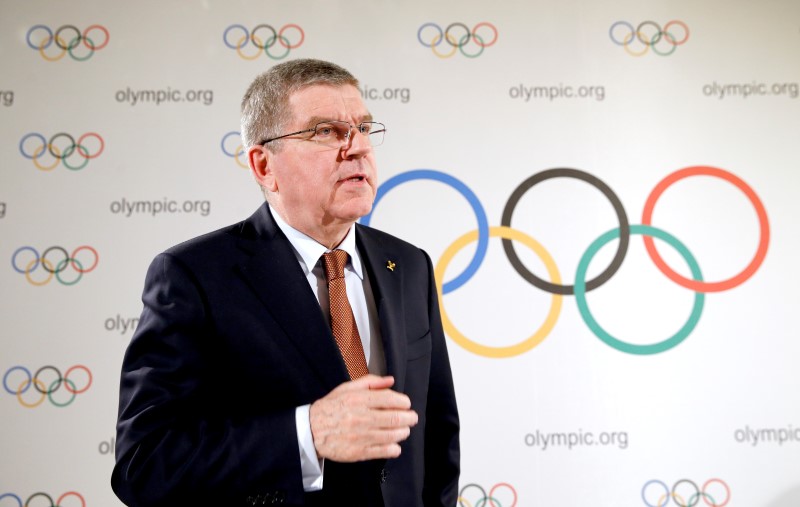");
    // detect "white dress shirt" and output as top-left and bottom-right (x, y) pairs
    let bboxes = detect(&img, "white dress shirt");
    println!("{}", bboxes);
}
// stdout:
(269, 206), (385, 490)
